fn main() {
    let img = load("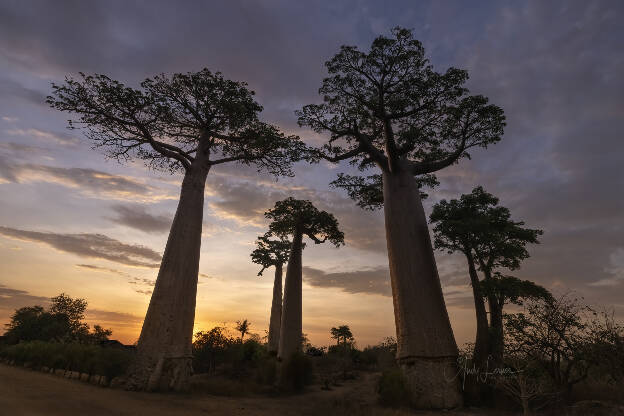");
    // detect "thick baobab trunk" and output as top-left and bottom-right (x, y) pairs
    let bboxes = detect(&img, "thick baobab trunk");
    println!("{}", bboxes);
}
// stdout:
(125, 161), (209, 392)
(267, 263), (283, 355)
(466, 252), (490, 368)
(277, 231), (303, 362)
(383, 169), (462, 409)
